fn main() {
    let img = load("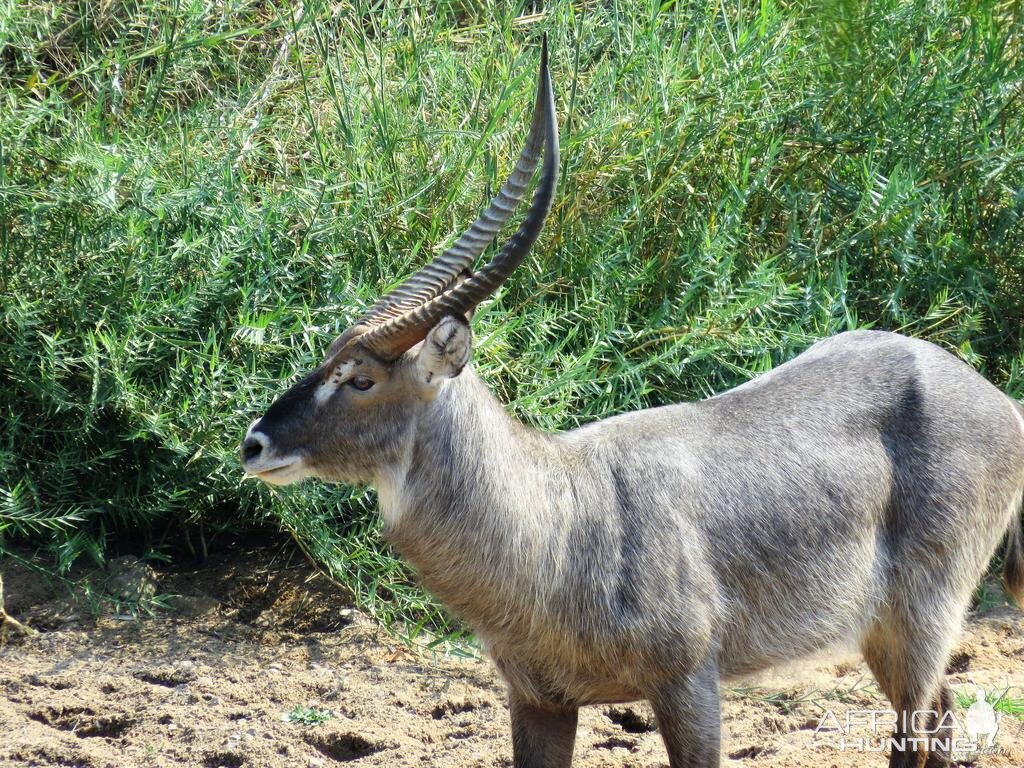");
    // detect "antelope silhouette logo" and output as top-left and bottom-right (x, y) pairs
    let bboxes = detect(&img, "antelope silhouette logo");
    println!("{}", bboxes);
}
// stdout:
(964, 687), (999, 748)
